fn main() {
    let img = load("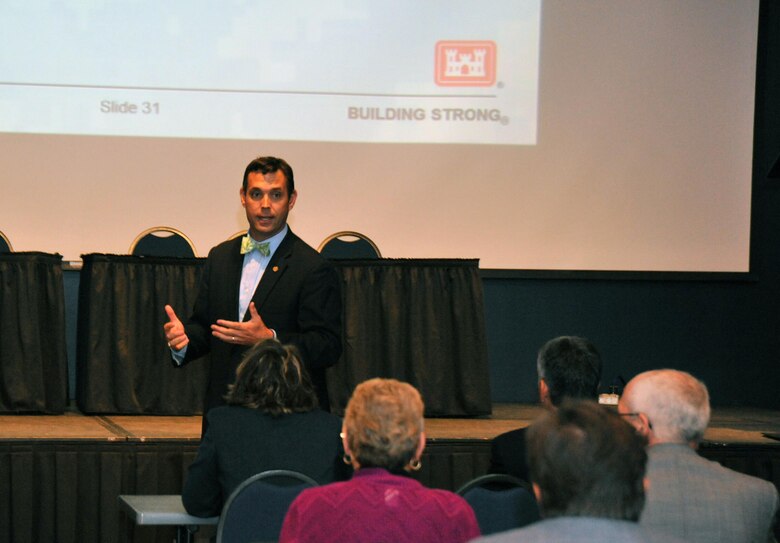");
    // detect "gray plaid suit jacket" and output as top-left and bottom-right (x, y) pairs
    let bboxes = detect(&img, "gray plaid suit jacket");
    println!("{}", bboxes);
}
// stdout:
(472, 517), (687, 542)
(641, 443), (778, 543)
